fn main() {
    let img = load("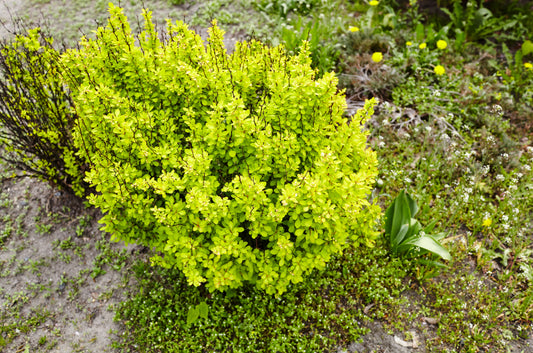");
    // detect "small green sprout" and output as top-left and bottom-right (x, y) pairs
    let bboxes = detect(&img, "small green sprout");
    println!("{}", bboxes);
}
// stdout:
(384, 190), (451, 261)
